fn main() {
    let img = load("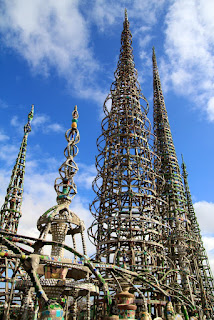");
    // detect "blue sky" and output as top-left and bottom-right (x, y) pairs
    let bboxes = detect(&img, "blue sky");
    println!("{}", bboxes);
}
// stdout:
(0, 0), (214, 270)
